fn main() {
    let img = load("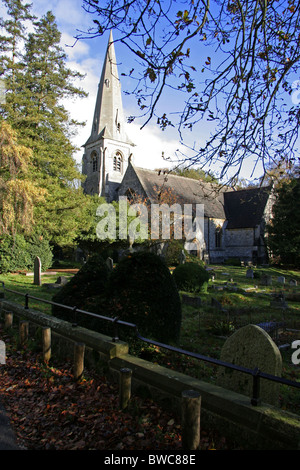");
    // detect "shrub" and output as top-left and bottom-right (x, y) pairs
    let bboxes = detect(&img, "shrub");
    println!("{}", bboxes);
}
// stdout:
(51, 254), (110, 329)
(26, 234), (53, 271)
(0, 234), (30, 273)
(0, 233), (53, 273)
(224, 257), (241, 266)
(107, 251), (182, 344)
(173, 262), (210, 293)
(164, 239), (187, 266)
